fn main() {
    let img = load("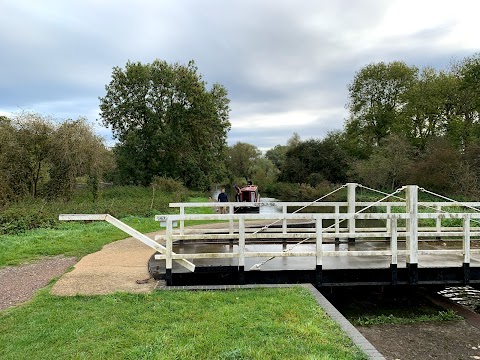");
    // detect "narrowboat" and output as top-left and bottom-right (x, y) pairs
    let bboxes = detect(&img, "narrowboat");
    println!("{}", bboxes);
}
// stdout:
(234, 184), (260, 213)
